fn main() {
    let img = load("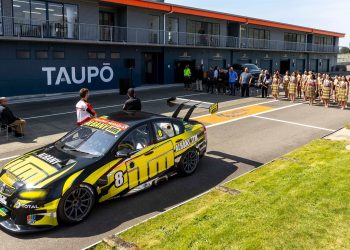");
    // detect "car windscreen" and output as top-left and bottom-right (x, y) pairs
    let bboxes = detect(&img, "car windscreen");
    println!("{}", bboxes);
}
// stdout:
(245, 64), (259, 71)
(57, 126), (119, 157)
(56, 118), (129, 157)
